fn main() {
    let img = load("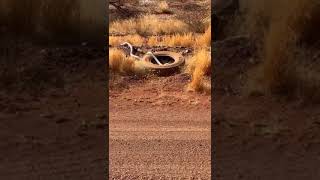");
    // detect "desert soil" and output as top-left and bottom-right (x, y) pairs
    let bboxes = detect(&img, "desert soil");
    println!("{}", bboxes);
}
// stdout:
(214, 37), (320, 180)
(109, 73), (211, 179)
(0, 41), (107, 179)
